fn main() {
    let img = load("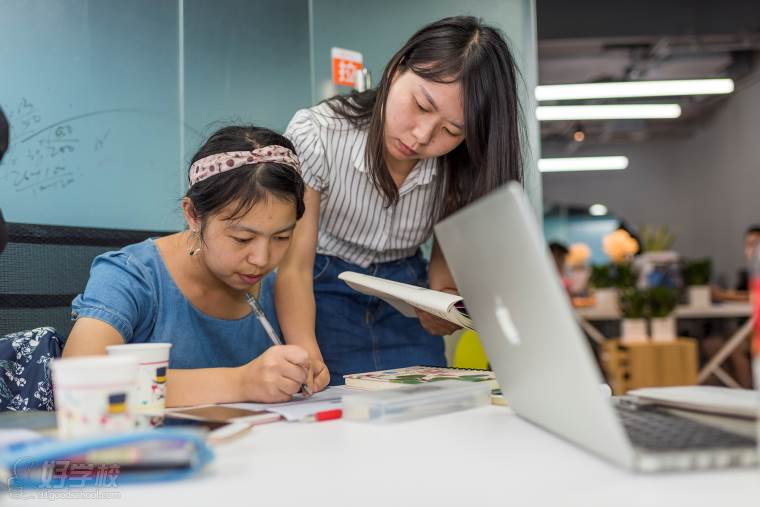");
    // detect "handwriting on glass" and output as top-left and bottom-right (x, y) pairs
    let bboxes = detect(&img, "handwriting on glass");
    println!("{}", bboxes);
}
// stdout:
(1, 98), (112, 195)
